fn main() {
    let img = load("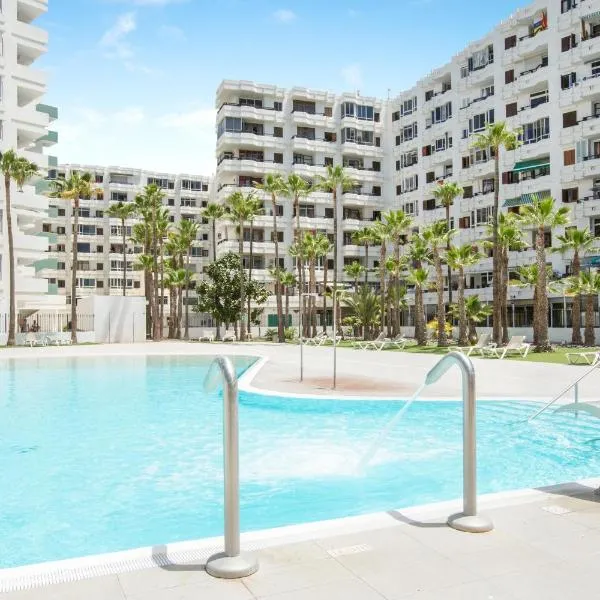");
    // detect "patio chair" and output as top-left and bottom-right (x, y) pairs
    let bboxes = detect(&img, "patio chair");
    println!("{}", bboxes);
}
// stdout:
(197, 330), (214, 342)
(354, 332), (385, 350)
(485, 335), (531, 359)
(25, 333), (47, 347)
(222, 330), (236, 342)
(565, 351), (600, 366)
(304, 332), (328, 346)
(325, 333), (342, 344)
(453, 333), (495, 357)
